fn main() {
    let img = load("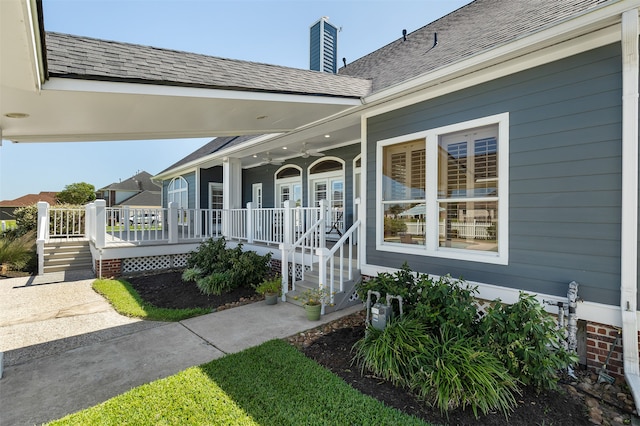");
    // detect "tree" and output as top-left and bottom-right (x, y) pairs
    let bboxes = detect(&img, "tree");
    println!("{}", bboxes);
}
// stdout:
(56, 182), (96, 205)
